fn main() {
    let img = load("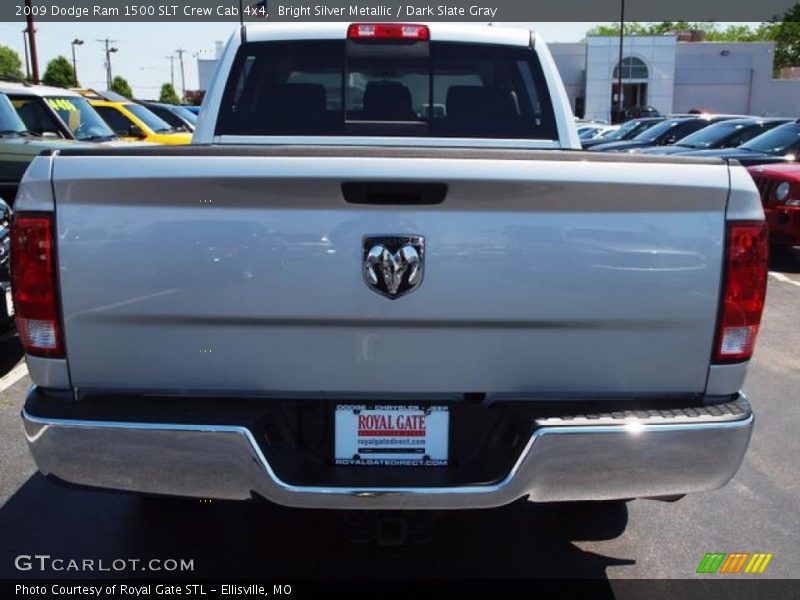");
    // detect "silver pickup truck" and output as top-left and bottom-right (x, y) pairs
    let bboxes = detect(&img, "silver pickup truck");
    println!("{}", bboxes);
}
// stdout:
(14, 23), (768, 510)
